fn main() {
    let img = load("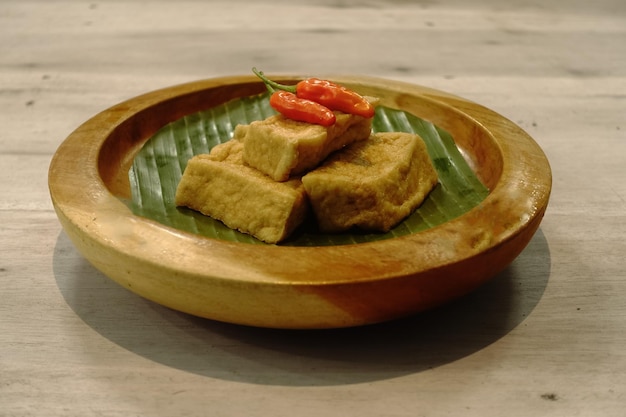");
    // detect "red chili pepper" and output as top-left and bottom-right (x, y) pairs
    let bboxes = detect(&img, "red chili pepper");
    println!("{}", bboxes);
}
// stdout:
(295, 78), (375, 119)
(253, 68), (375, 119)
(269, 91), (336, 127)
